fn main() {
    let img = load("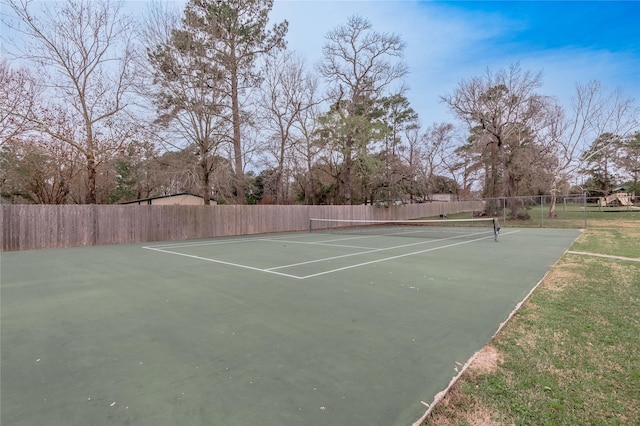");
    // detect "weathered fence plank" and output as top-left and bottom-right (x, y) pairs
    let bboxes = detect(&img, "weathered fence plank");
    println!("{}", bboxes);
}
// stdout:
(1, 201), (484, 251)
